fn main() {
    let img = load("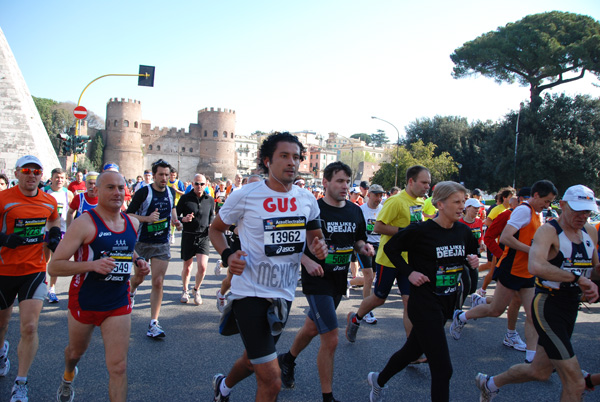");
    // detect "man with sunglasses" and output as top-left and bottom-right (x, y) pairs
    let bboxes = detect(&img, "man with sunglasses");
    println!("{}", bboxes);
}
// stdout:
(127, 159), (182, 338)
(176, 174), (214, 305)
(0, 155), (61, 402)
